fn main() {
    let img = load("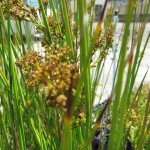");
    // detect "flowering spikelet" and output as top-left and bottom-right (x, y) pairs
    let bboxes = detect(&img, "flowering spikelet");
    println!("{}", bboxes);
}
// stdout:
(42, 0), (48, 6)
(0, 0), (38, 20)
(16, 44), (79, 111)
